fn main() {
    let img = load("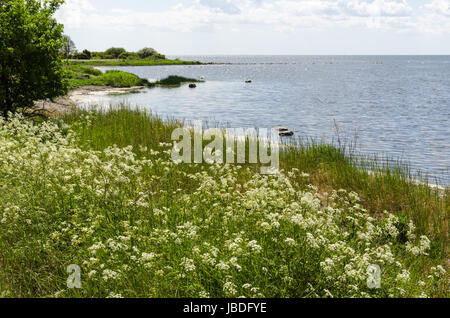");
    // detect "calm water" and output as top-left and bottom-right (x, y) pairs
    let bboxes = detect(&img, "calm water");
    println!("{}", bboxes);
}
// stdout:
(85, 56), (449, 184)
